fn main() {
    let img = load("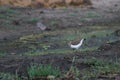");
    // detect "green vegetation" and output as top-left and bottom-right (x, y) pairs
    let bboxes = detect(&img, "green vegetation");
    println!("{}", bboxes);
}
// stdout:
(80, 47), (98, 52)
(19, 26), (114, 42)
(49, 20), (58, 26)
(0, 53), (7, 58)
(0, 6), (21, 31)
(0, 72), (21, 80)
(0, 72), (14, 80)
(25, 49), (72, 56)
(1, 58), (120, 80)
(80, 12), (101, 21)
(81, 58), (120, 80)
(0, 6), (20, 20)
(0, 6), (19, 14)
(25, 46), (98, 56)
(1, 25), (119, 56)
(19, 26), (115, 42)
(27, 64), (61, 80)
(86, 12), (101, 18)
(23, 18), (40, 24)
(9, 26), (116, 56)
